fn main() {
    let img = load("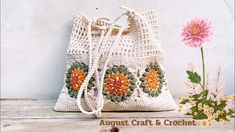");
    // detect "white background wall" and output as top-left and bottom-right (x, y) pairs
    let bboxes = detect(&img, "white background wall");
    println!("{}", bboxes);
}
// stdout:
(1, 0), (234, 99)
